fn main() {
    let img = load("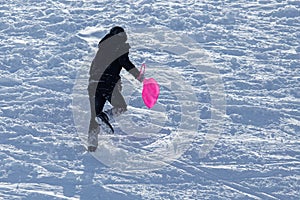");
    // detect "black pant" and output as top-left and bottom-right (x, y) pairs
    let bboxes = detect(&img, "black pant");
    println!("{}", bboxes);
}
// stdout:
(88, 80), (127, 146)
(95, 82), (127, 116)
